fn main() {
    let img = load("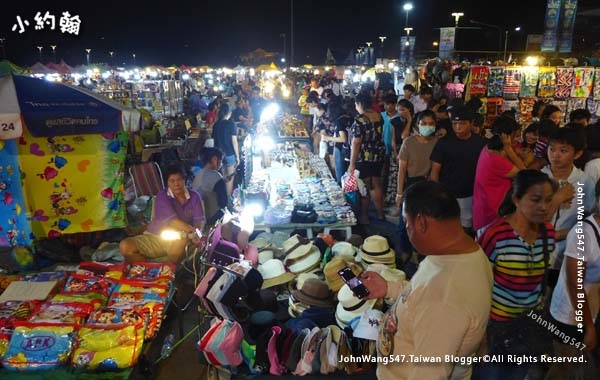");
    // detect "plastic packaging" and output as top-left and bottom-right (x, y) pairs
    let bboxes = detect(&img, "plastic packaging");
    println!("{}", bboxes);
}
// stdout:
(160, 333), (175, 357)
